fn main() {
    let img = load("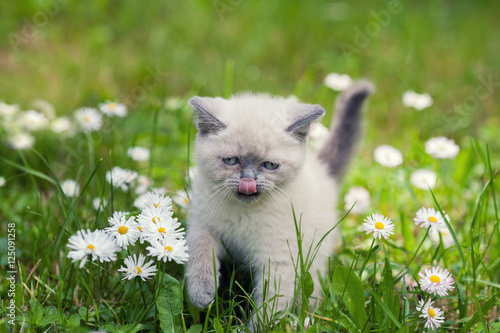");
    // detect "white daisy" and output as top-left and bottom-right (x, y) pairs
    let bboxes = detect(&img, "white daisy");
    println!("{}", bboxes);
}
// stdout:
(136, 206), (171, 226)
(410, 169), (437, 190)
(187, 167), (198, 184)
(151, 187), (168, 195)
(142, 216), (184, 242)
(362, 213), (395, 240)
(418, 266), (455, 296)
(344, 186), (371, 214)
(404, 275), (418, 291)
(414, 207), (448, 233)
(308, 122), (330, 151)
(60, 179), (80, 198)
(0, 101), (19, 120)
(324, 73), (352, 91)
(425, 137), (460, 159)
(416, 299), (445, 331)
(105, 214), (141, 249)
(92, 197), (107, 211)
(98, 101), (127, 117)
(429, 225), (455, 249)
(74, 107), (102, 132)
(173, 190), (190, 209)
(127, 146), (150, 162)
(146, 238), (189, 264)
(0, 176), (5, 187)
(106, 166), (138, 192)
(134, 193), (149, 210)
(373, 144), (403, 168)
(164, 97), (184, 110)
(31, 99), (55, 118)
(67, 229), (120, 268)
(118, 254), (157, 281)
(141, 192), (173, 211)
(135, 175), (153, 194)
(402, 91), (433, 111)
(18, 110), (49, 131)
(110, 211), (130, 221)
(8, 132), (35, 150)
(50, 117), (74, 135)
(283, 95), (300, 103)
